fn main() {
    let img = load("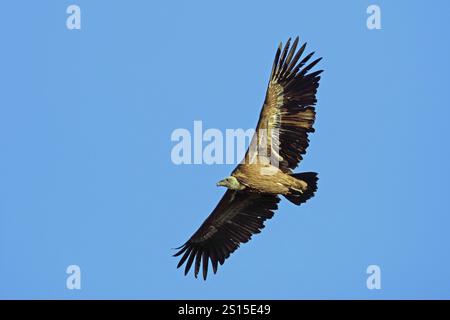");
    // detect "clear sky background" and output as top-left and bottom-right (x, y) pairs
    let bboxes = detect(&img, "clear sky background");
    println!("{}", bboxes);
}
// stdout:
(1, 0), (450, 299)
